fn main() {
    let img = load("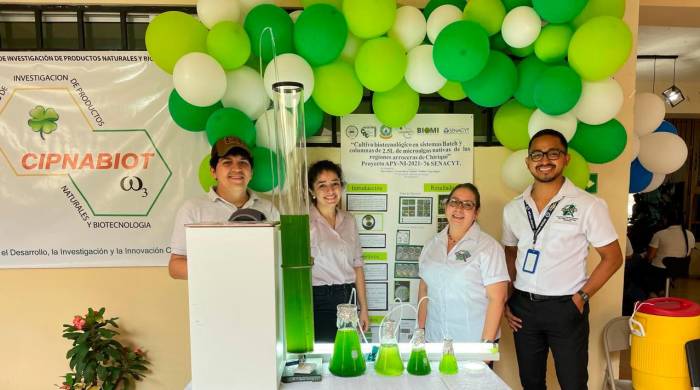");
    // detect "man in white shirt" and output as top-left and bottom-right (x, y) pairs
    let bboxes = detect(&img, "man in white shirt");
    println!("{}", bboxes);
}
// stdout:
(168, 136), (279, 280)
(502, 129), (623, 390)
